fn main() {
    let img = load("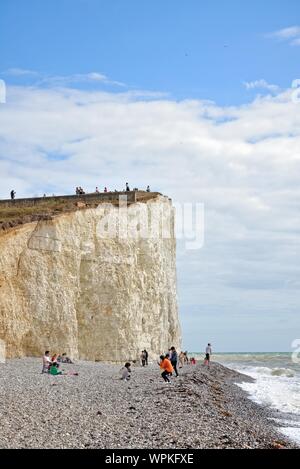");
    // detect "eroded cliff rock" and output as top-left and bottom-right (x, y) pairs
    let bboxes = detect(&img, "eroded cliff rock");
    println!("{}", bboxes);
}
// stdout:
(0, 195), (181, 361)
